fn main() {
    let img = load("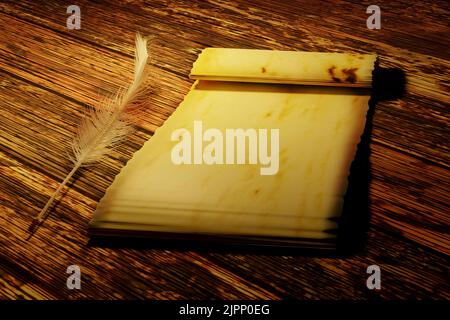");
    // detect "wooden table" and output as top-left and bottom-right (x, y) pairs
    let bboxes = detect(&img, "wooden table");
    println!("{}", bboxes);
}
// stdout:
(0, 0), (448, 300)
